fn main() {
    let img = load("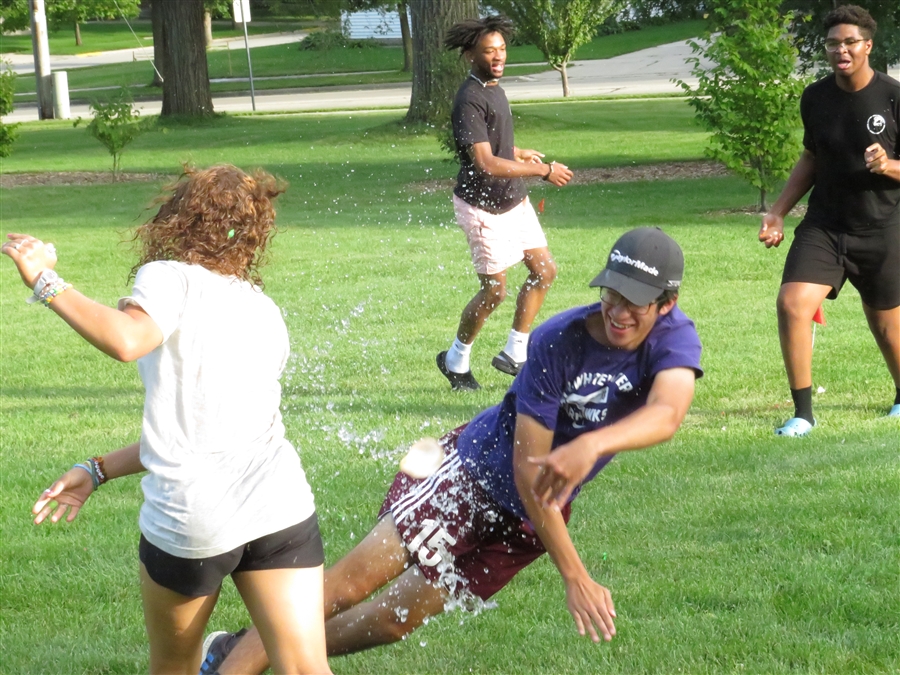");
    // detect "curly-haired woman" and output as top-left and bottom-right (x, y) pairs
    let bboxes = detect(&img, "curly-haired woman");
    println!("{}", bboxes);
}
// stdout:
(3, 165), (332, 675)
